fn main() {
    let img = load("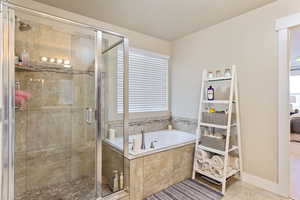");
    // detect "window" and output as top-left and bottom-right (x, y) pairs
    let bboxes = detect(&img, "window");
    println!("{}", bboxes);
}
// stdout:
(117, 48), (169, 113)
(290, 75), (300, 110)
